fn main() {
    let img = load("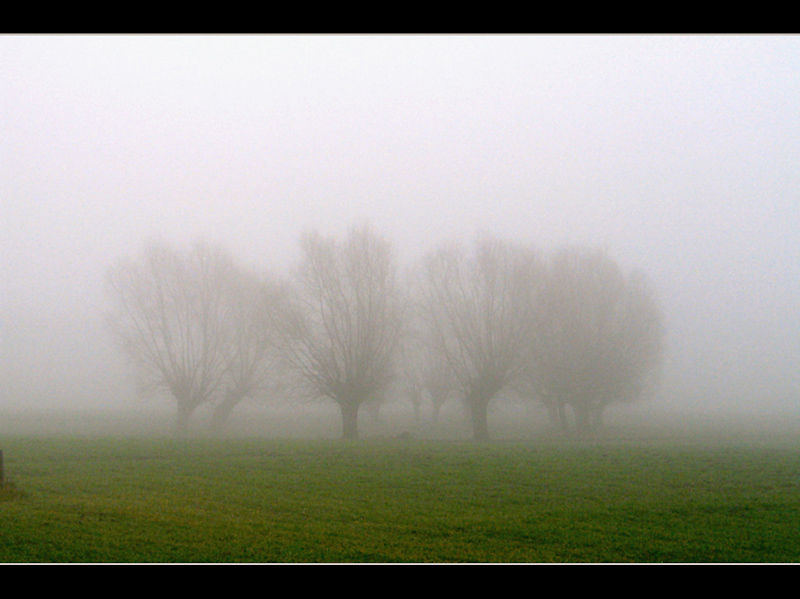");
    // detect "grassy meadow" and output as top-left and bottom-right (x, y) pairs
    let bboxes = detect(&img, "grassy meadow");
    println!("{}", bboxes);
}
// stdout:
(2, 420), (799, 563)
